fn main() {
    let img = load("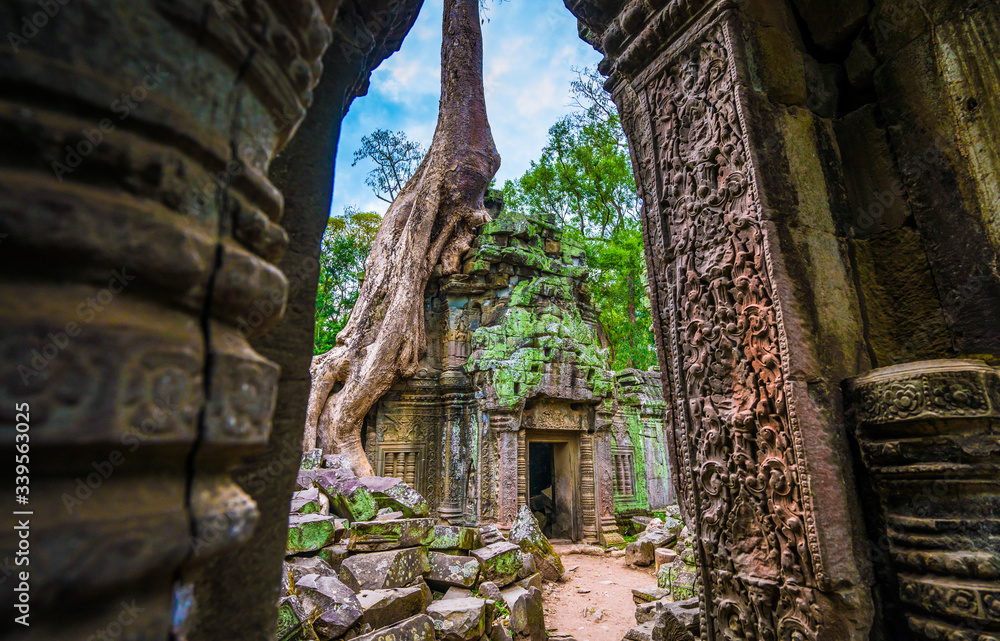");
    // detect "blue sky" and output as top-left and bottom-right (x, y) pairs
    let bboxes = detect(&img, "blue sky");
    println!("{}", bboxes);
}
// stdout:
(330, 0), (604, 216)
